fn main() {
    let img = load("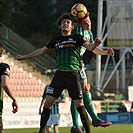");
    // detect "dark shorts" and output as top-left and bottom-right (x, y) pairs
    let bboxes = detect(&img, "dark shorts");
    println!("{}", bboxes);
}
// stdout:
(47, 71), (83, 100)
